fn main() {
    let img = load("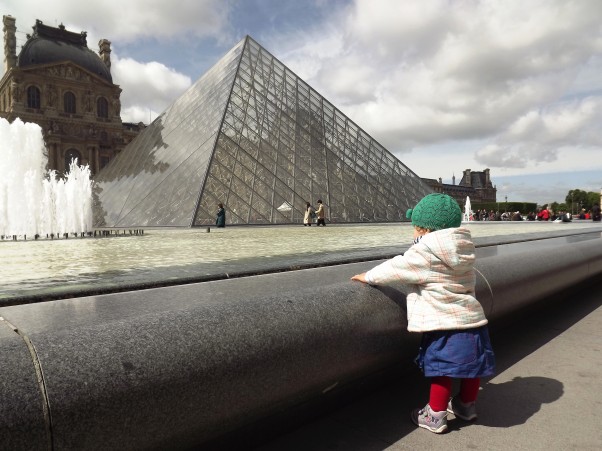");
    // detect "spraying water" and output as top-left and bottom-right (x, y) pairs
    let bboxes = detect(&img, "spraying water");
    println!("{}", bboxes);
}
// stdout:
(0, 118), (93, 238)
(463, 196), (472, 222)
